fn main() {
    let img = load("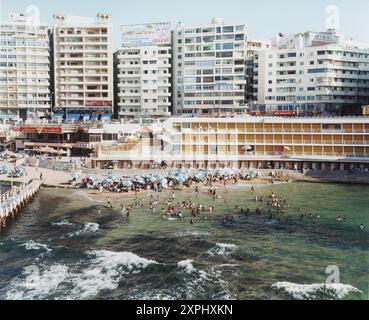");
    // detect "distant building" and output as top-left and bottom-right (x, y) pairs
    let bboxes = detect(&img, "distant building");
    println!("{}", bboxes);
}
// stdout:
(115, 23), (172, 120)
(172, 19), (248, 116)
(253, 29), (369, 115)
(245, 39), (271, 110)
(52, 13), (114, 121)
(0, 13), (50, 122)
